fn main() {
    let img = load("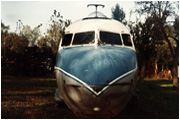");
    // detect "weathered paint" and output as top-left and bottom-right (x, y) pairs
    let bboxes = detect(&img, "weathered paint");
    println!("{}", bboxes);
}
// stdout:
(56, 46), (136, 85)
(55, 46), (137, 96)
